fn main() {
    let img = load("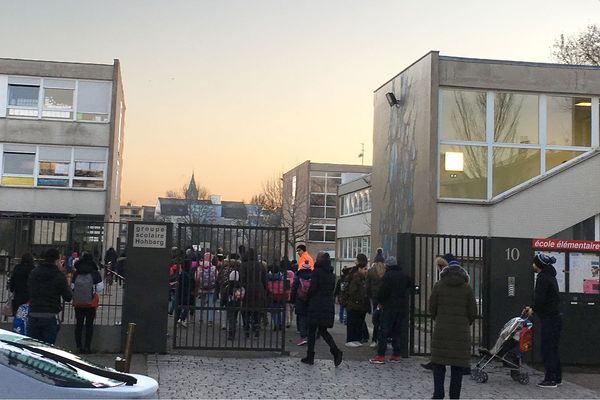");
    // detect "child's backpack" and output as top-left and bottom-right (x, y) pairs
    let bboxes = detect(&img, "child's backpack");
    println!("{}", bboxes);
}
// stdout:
(296, 277), (311, 300)
(267, 274), (286, 302)
(200, 266), (216, 291)
(338, 276), (350, 306)
(232, 286), (246, 302)
(73, 274), (95, 307)
(12, 303), (29, 335)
